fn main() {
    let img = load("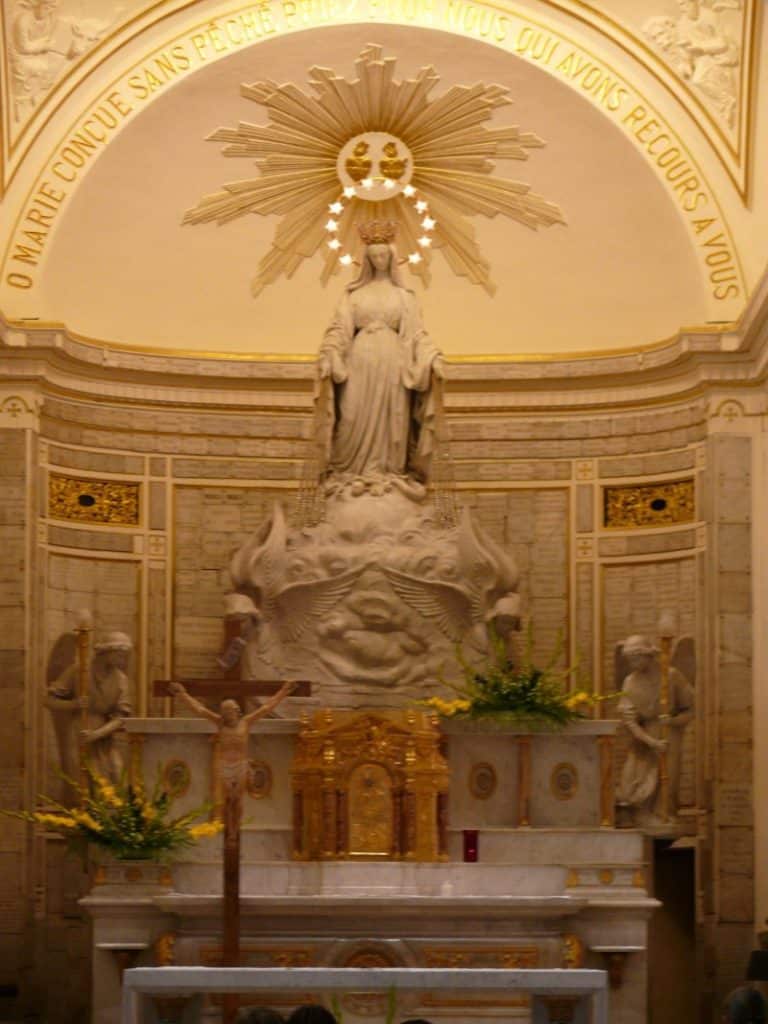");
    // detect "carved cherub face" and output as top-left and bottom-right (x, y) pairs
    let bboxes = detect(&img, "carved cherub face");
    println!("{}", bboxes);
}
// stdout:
(367, 243), (391, 273)
(220, 699), (241, 725)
